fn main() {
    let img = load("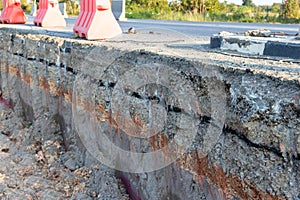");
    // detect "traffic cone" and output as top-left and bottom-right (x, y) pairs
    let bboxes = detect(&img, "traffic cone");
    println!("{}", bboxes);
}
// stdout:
(0, 0), (26, 24)
(34, 0), (66, 27)
(73, 0), (122, 40)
